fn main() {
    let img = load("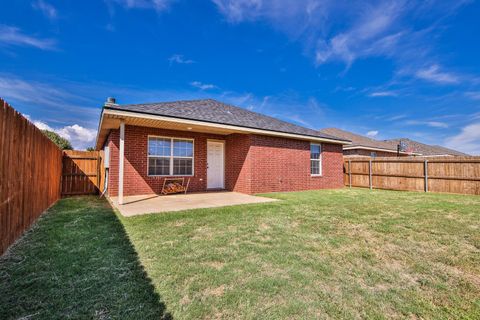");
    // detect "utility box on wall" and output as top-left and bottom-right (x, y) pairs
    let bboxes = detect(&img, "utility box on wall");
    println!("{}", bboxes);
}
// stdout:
(104, 146), (110, 168)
